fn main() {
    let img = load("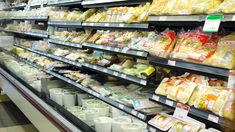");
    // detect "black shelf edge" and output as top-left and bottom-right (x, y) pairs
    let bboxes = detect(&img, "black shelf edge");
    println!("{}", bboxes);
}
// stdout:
(47, 0), (82, 6)
(82, 22), (149, 30)
(14, 45), (82, 68)
(83, 42), (148, 58)
(45, 97), (95, 132)
(48, 39), (82, 48)
(148, 93), (235, 130)
(5, 16), (48, 21)
(2, 4), (26, 10)
(48, 21), (82, 28)
(2, 29), (48, 38)
(82, 62), (148, 86)
(28, 3), (47, 8)
(82, 0), (151, 8)
(148, 56), (229, 79)
(46, 70), (152, 122)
